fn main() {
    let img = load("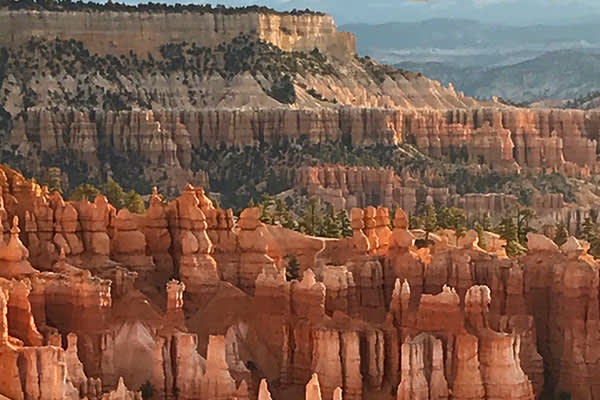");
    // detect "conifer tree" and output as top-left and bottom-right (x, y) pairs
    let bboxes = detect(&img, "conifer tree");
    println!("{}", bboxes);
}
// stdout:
(516, 208), (536, 244)
(389, 203), (398, 229)
(495, 217), (526, 256)
(40, 167), (64, 194)
(479, 212), (492, 231)
(102, 178), (126, 209)
(450, 208), (467, 246)
(301, 196), (324, 236)
(474, 221), (487, 249)
(323, 207), (342, 238)
(285, 254), (300, 281)
(337, 209), (353, 238)
(422, 204), (438, 241)
(436, 206), (453, 229)
(553, 222), (568, 246)
(582, 217), (600, 257)
(124, 189), (145, 214)
(258, 193), (276, 224)
(69, 183), (101, 202)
